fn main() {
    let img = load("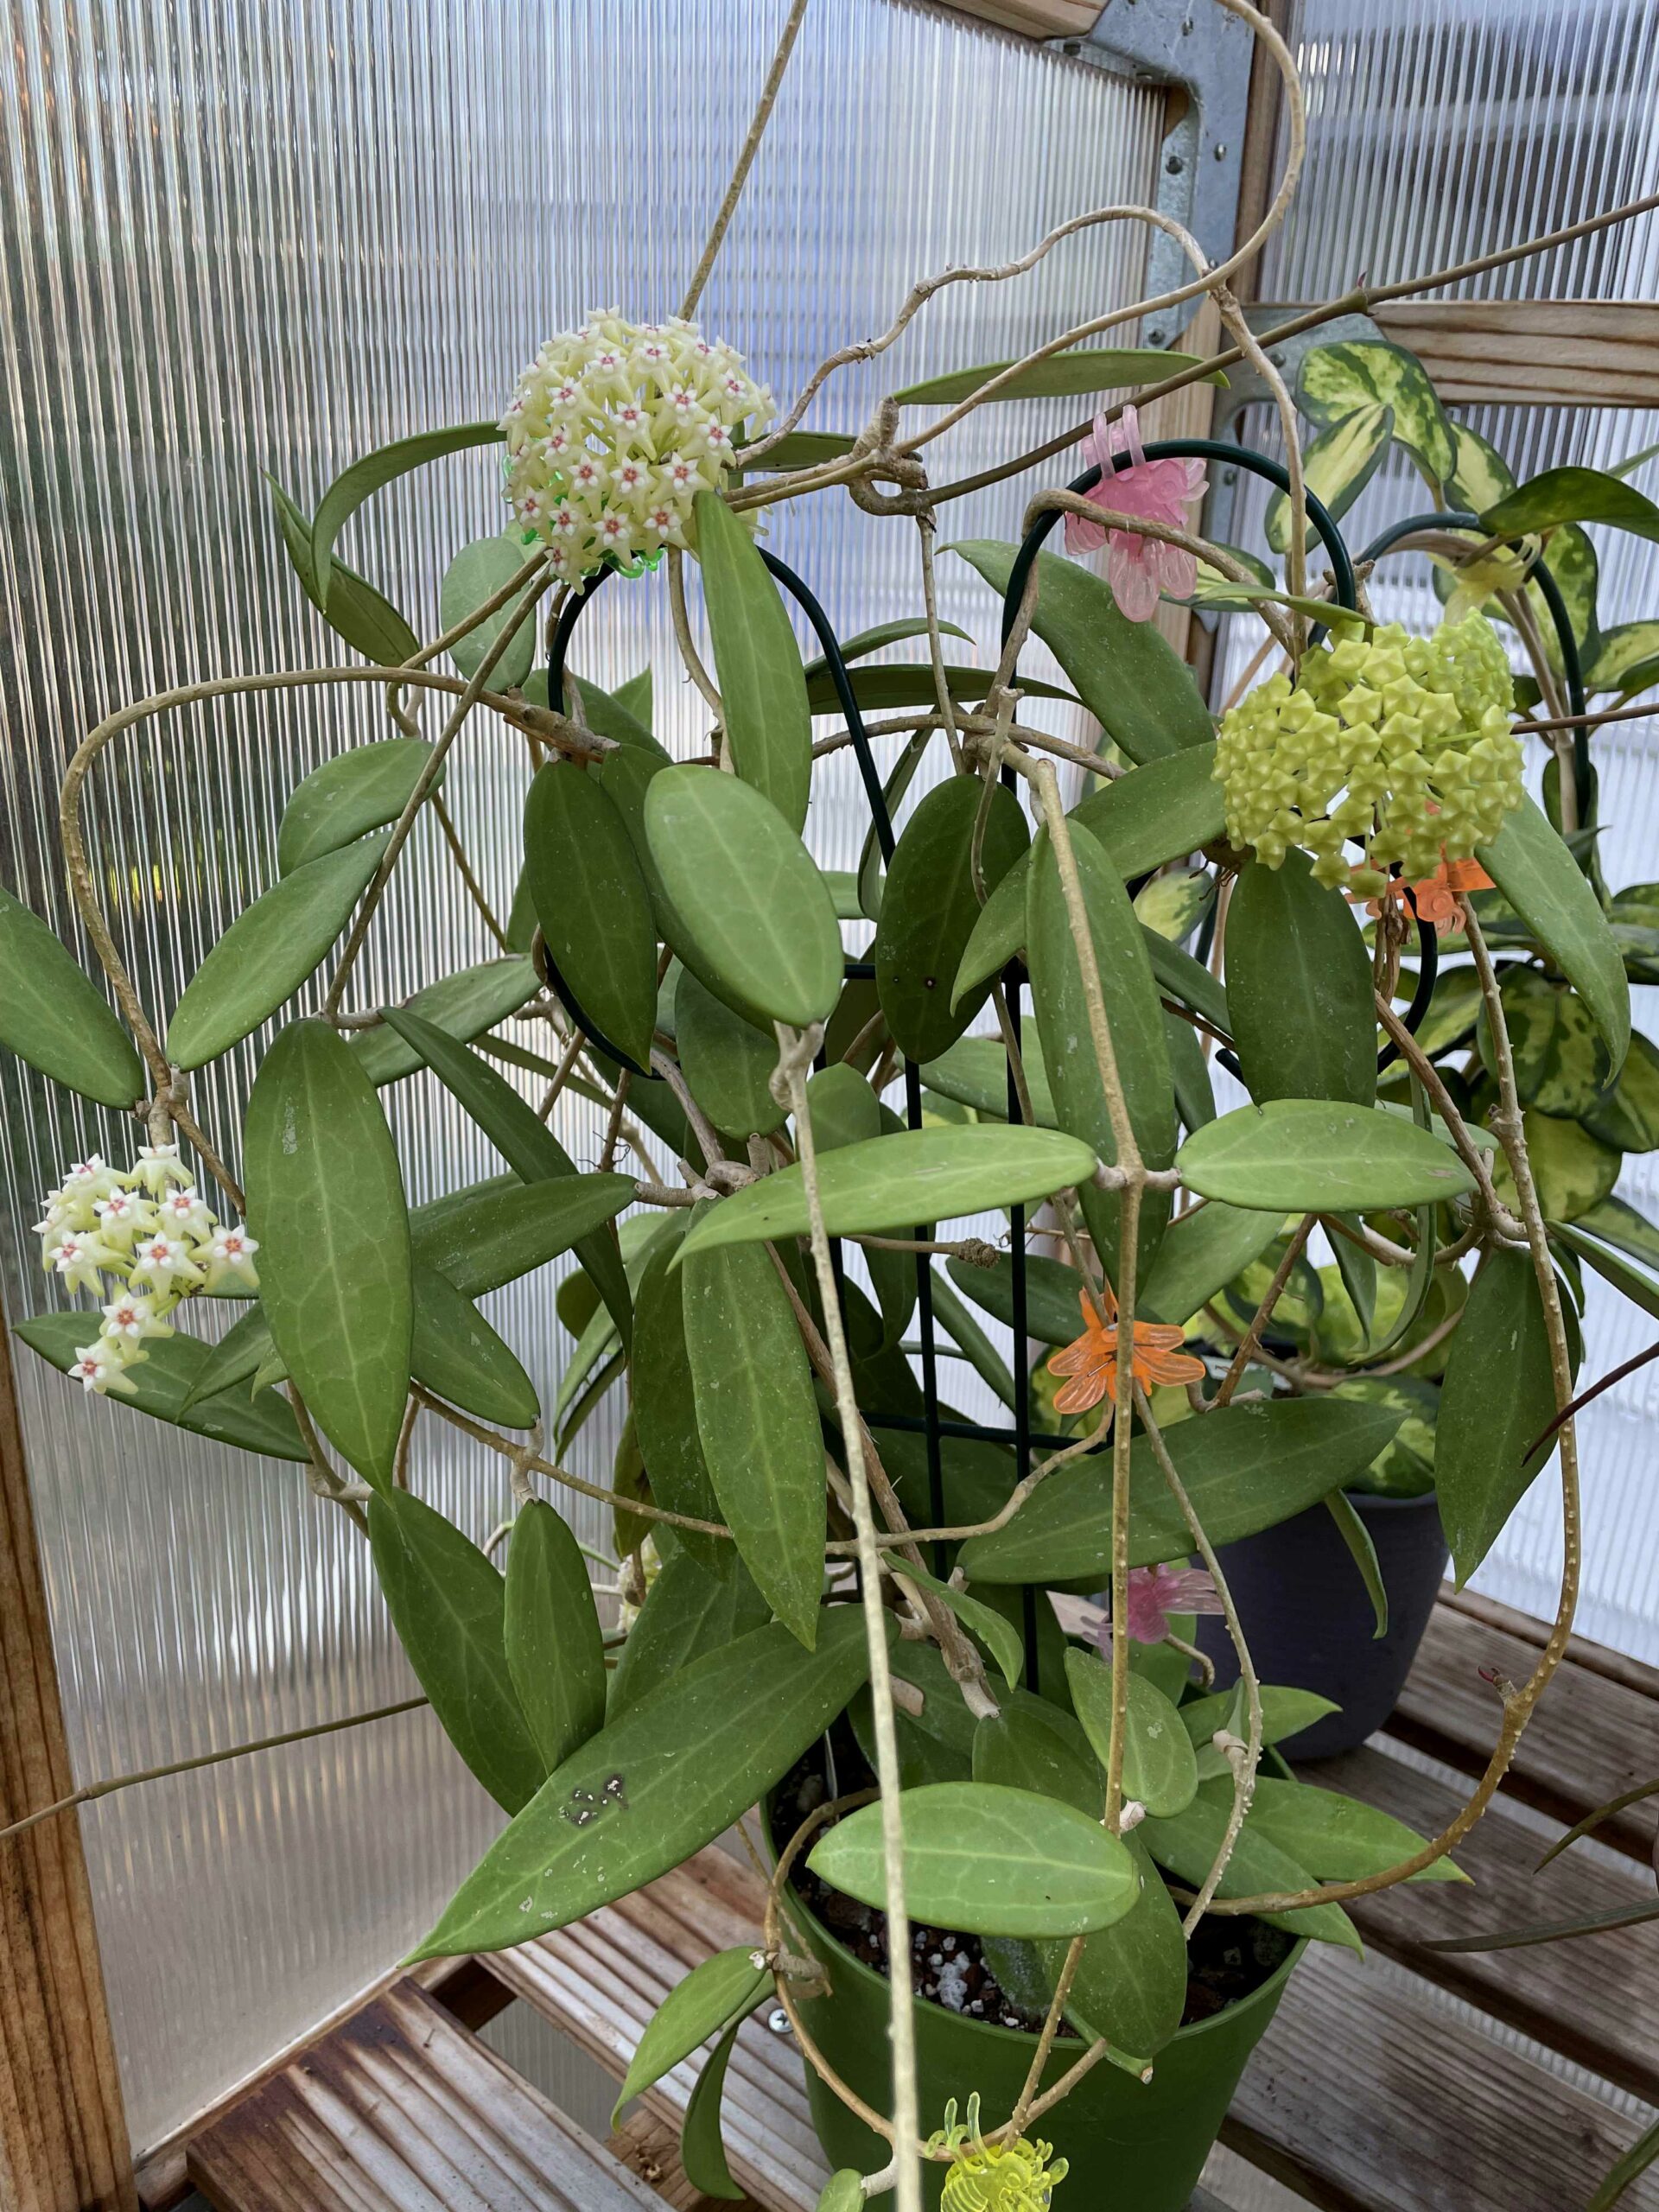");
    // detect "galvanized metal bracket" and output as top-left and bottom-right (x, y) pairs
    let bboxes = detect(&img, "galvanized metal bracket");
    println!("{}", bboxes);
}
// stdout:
(1049, 0), (1255, 347)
